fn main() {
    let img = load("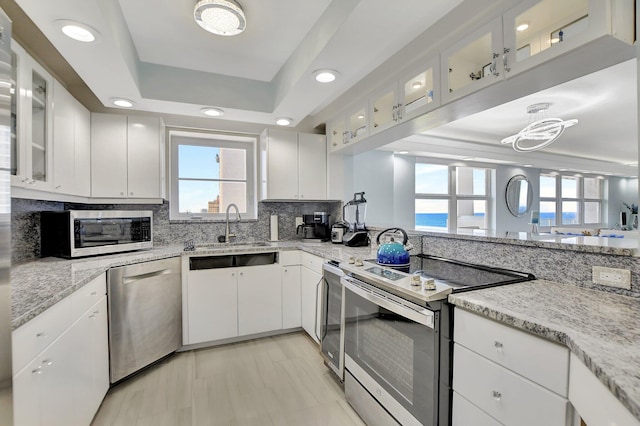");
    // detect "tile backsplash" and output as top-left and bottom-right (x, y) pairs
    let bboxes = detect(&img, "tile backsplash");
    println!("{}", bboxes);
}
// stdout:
(11, 198), (341, 264)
